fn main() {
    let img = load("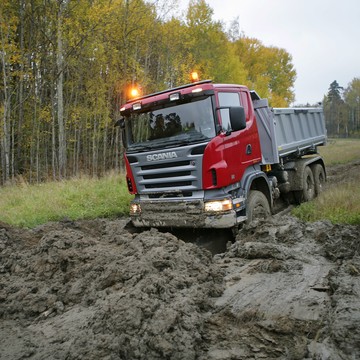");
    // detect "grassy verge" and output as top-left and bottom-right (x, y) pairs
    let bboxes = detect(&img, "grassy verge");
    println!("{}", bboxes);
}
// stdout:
(292, 138), (360, 225)
(318, 138), (360, 165)
(292, 180), (360, 225)
(0, 173), (133, 228)
(1, 138), (359, 228)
